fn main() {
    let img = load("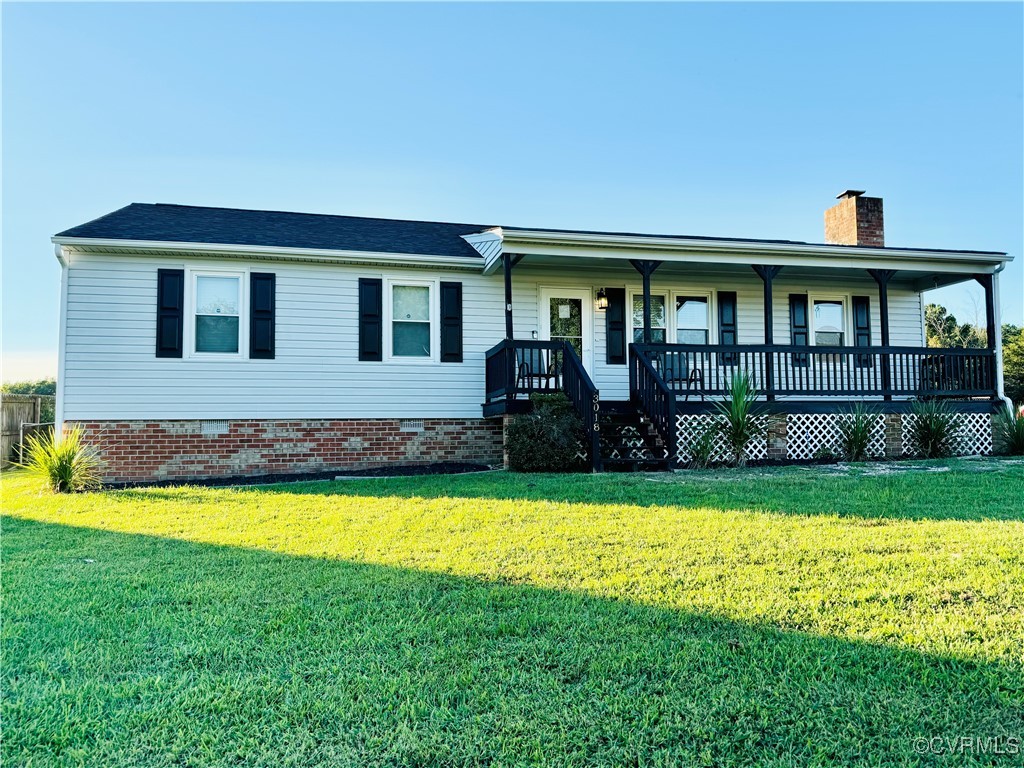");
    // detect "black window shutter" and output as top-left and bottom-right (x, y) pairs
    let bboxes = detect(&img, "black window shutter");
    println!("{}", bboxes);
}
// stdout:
(440, 281), (463, 363)
(605, 288), (626, 365)
(156, 268), (184, 358)
(717, 291), (738, 365)
(789, 294), (809, 367)
(249, 272), (276, 359)
(853, 295), (872, 368)
(358, 278), (383, 361)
